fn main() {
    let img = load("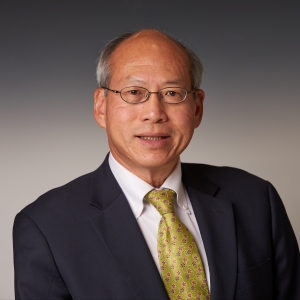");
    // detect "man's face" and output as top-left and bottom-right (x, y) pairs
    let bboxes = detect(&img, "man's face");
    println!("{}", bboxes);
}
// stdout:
(94, 31), (204, 180)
